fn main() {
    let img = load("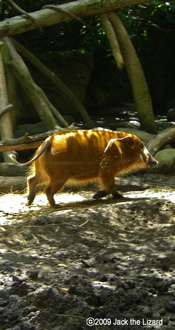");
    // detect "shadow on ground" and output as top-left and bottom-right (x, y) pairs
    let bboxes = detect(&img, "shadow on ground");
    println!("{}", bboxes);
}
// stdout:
(0, 174), (175, 330)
